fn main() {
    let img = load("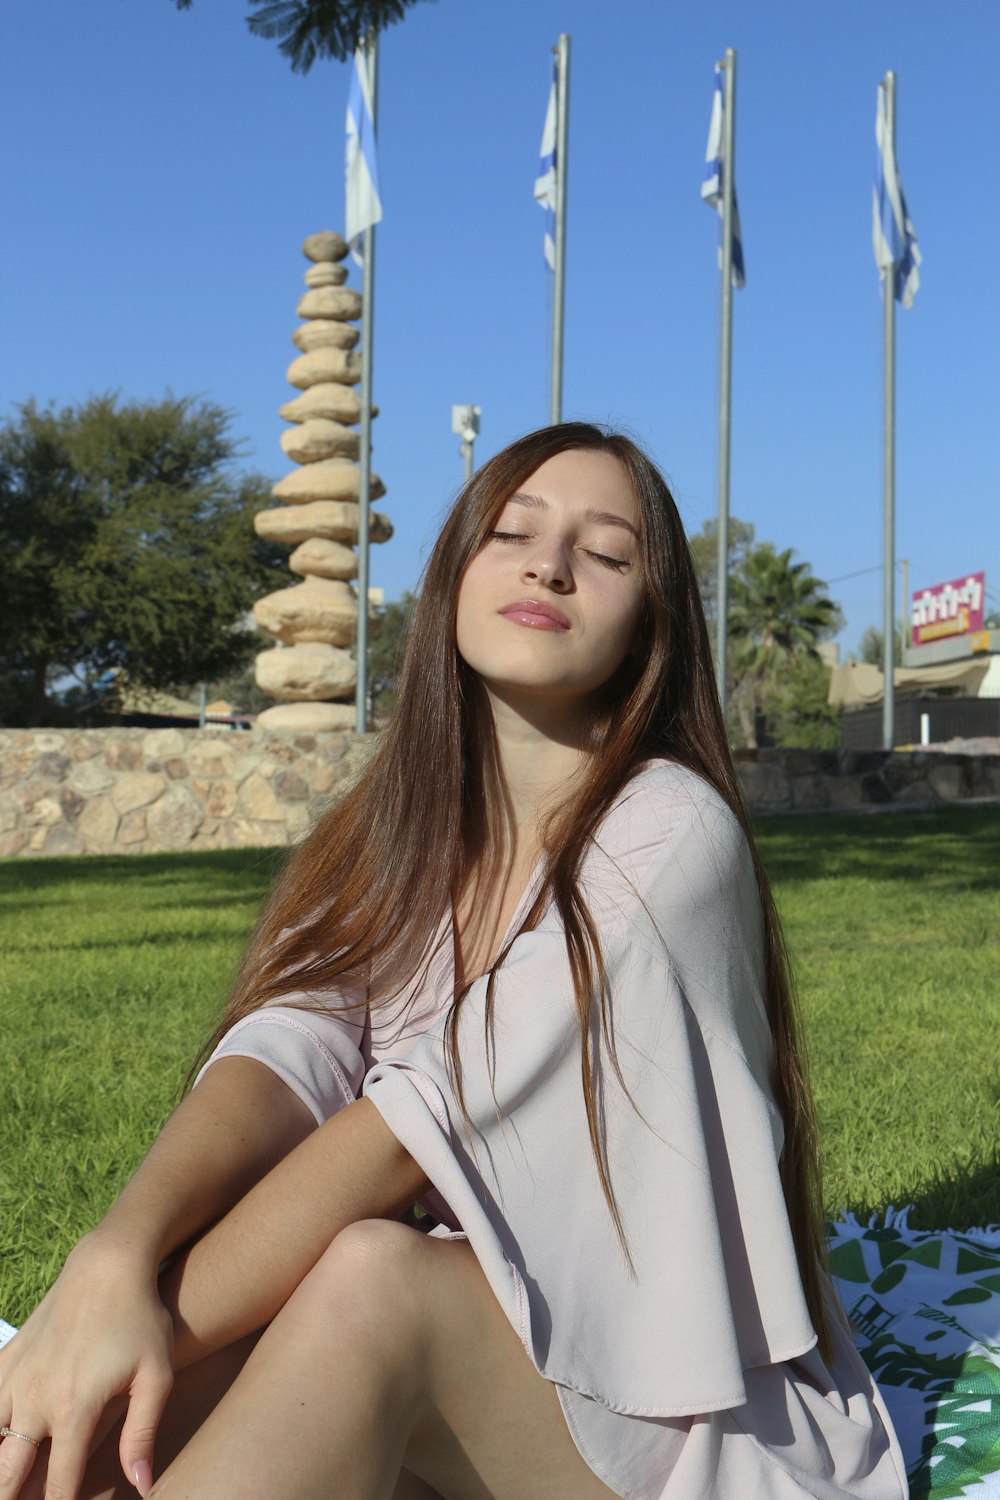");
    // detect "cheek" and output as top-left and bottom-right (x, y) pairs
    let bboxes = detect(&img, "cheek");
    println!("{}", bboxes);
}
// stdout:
(603, 584), (646, 655)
